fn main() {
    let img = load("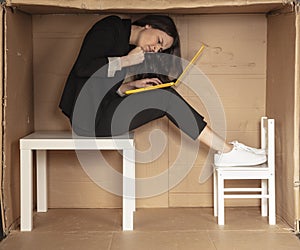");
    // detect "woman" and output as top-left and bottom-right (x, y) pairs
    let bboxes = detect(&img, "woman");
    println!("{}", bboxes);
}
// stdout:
(59, 15), (266, 167)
